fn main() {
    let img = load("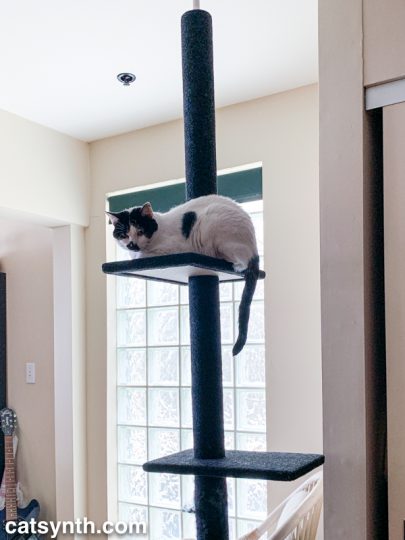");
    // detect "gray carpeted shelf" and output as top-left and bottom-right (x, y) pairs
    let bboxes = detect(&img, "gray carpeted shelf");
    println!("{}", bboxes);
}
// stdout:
(143, 449), (324, 481)
(102, 252), (266, 285)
